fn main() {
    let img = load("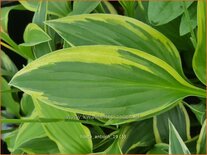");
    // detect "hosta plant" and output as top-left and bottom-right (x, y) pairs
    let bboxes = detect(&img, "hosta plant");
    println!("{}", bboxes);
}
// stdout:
(1, 0), (206, 154)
